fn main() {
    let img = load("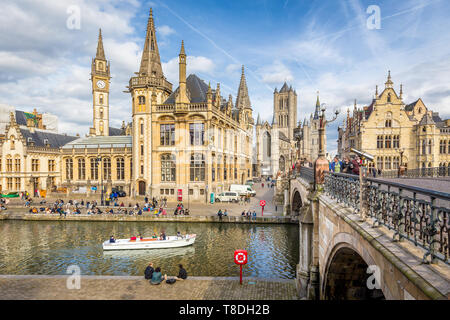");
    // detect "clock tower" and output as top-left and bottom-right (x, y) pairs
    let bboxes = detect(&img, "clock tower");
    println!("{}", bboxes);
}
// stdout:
(90, 28), (111, 136)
